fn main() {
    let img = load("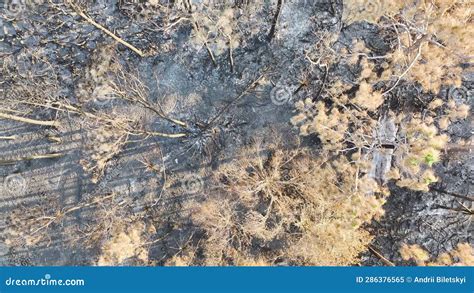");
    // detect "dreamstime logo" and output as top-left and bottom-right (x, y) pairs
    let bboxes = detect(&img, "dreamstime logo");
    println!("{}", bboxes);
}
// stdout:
(3, 0), (44, 16)
(347, 0), (384, 16)
(92, 85), (118, 107)
(449, 86), (472, 102)
(3, 174), (27, 196)
(270, 85), (292, 106)
(3, 0), (25, 15)
(94, 94), (117, 107)
(361, 0), (383, 15)
(5, 273), (85, 287)
(181, 174), (204, 194)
